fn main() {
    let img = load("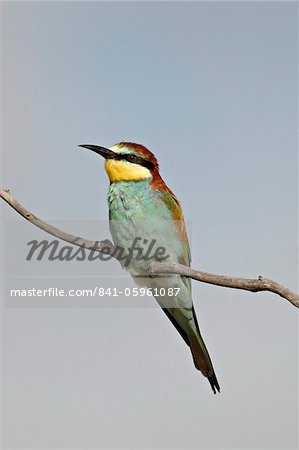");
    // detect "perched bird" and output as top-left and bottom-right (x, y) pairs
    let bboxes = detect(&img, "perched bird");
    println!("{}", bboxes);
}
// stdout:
(80, 142), (220, 394)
